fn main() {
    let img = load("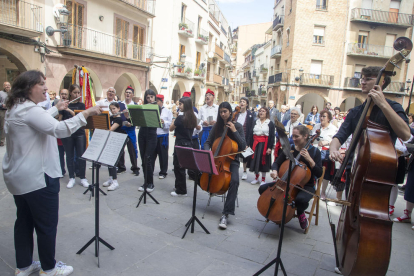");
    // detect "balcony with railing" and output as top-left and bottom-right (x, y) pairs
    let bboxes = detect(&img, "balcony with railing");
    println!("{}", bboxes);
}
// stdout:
(195, 28), (209, 45)
(268, 72), (289, 85)
(351, 8), (414, 28)
(59, 24), (153, 65)
(0, 0), (43, 37)
(174, 62), (193, 78)
(259, 87), (267, 96)
(271, 45), (282, 58)
(300, 73), (334, 87)
(224, 52), (231, 64)
(215, 44), (224, 59)
(178, 18), (195, 38)
(214, 74), (222, 84)
(117, 0), (156, 16)
(273, 15), (284, 31)
(260, 63), (268, 74)
(344, 77), (406, 93)
(347, 43), (396, 59)
(193, 67), (206, 80)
